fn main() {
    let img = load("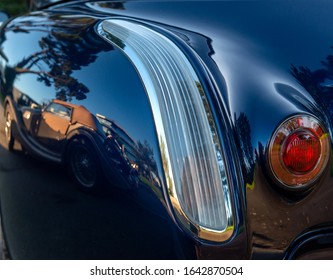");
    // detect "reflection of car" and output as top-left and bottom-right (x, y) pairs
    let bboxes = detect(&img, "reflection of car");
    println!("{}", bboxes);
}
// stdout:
(1, 0), (333, 260)
(28, 100), (104, 189)
(7, 97), (138, 191)
(6, 98), (98, 187)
